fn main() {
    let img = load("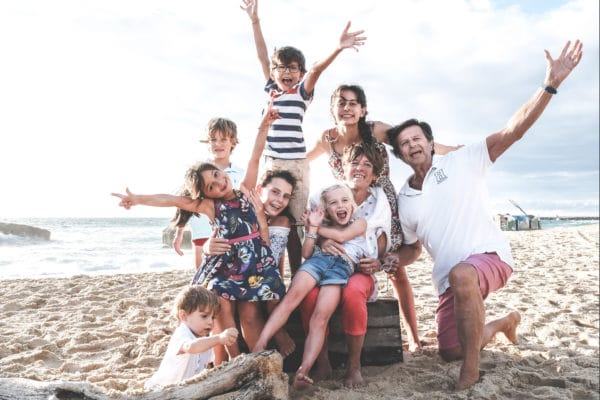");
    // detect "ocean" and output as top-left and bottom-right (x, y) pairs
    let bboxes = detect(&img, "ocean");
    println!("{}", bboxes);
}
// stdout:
(0, 218), (194, 280)
(1, 217), (598, 280)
